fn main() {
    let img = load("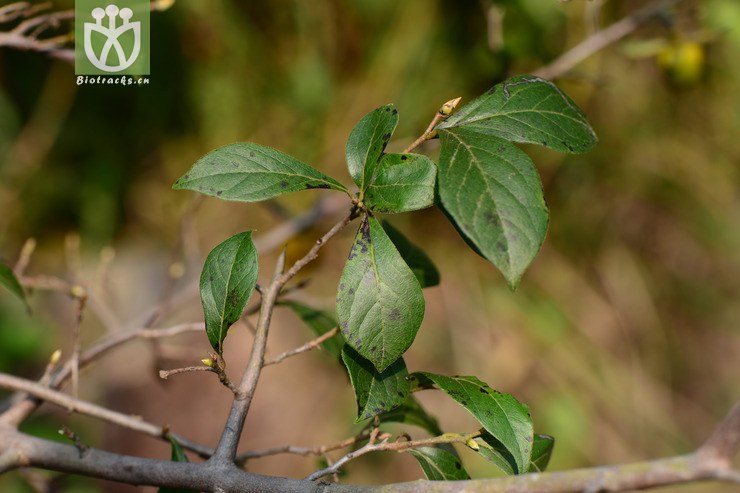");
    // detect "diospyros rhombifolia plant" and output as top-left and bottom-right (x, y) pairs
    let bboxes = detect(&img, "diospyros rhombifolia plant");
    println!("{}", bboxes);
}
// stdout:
(170, 75), (597, 480)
